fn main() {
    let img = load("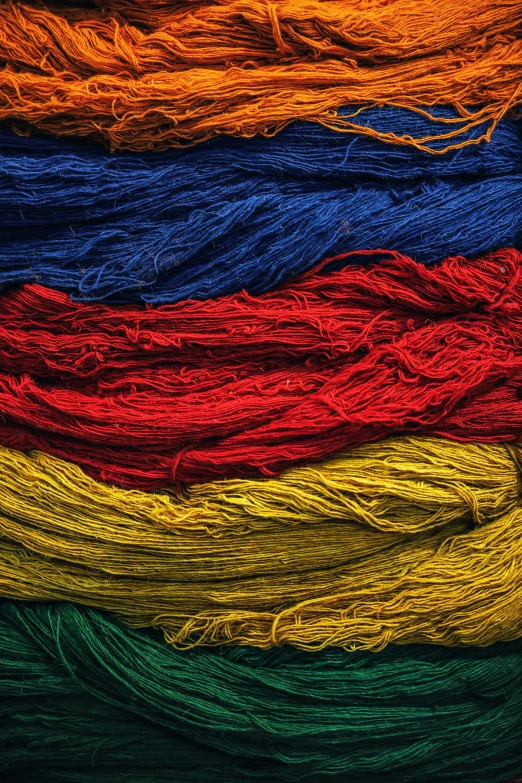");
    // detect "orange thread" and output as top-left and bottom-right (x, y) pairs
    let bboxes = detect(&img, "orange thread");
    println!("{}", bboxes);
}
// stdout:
(0, 0), (520, 151)
(3, 0), (519, 70)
